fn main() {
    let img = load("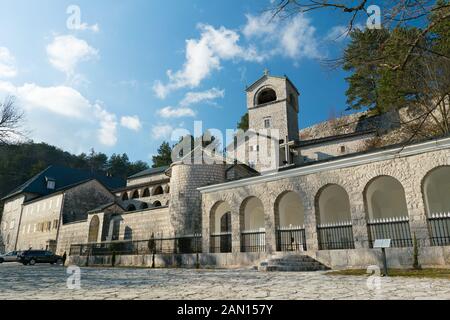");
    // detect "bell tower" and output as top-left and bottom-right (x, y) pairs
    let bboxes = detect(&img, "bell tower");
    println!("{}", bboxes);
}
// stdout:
(246, 71), (300, 143)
